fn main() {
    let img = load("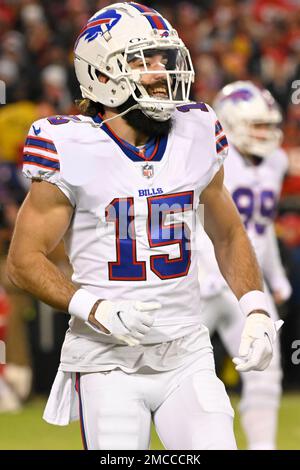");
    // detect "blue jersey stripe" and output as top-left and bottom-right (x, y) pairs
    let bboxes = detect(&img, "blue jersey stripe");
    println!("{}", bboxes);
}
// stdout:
(25, 137), (57, 153)
(216, 136), (228, 153)
(23, 153), (60, 170)
(215, 120), (223, 136)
